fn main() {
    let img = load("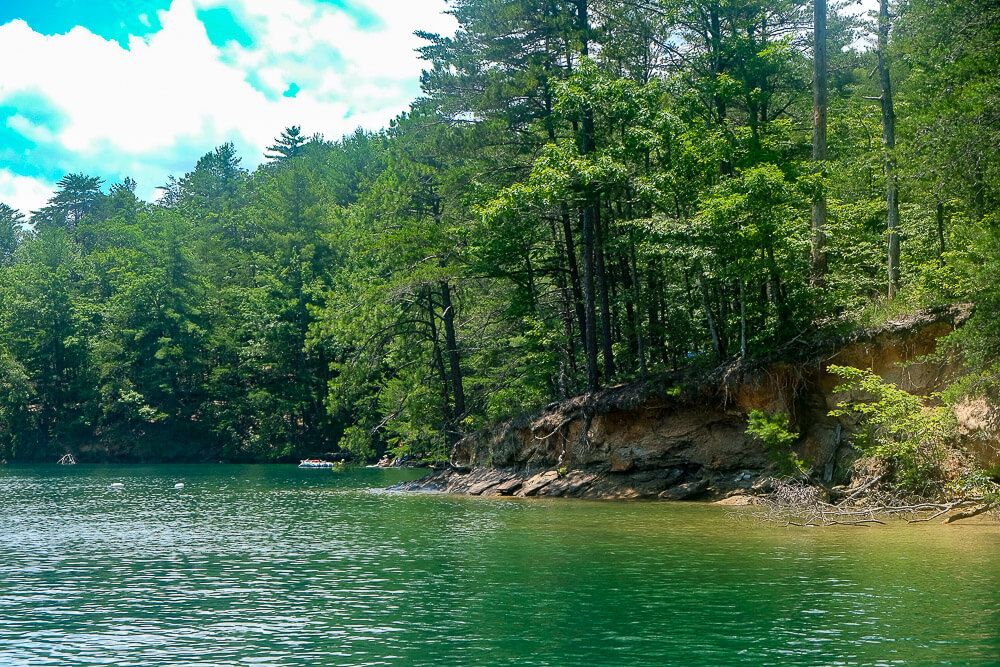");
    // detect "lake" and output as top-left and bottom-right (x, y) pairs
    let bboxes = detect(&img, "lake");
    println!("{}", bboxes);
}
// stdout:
(1, 464), (998, 666)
